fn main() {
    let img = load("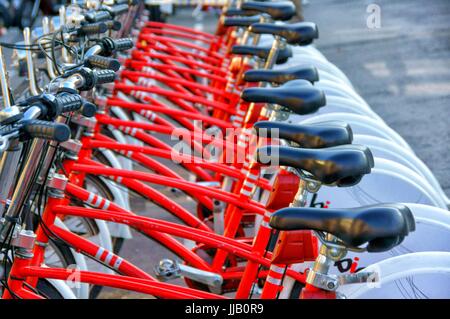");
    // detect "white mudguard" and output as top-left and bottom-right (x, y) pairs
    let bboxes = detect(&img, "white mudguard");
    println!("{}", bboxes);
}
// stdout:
(337, 251), (450, 299)
(353, 134), (450, 205)
(296, 113), (413, 151)
(308, 157), (447, 210)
